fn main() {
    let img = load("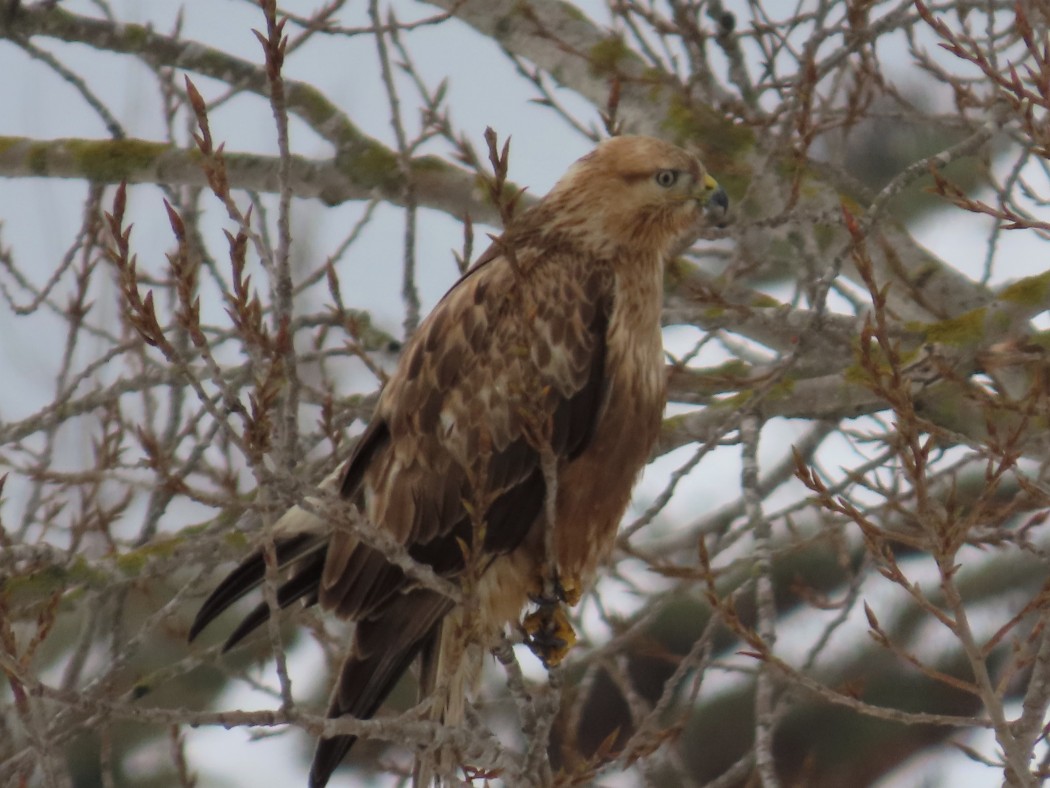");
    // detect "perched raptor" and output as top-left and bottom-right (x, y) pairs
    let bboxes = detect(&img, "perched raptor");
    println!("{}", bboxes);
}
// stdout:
(189, 135), (728, 787)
